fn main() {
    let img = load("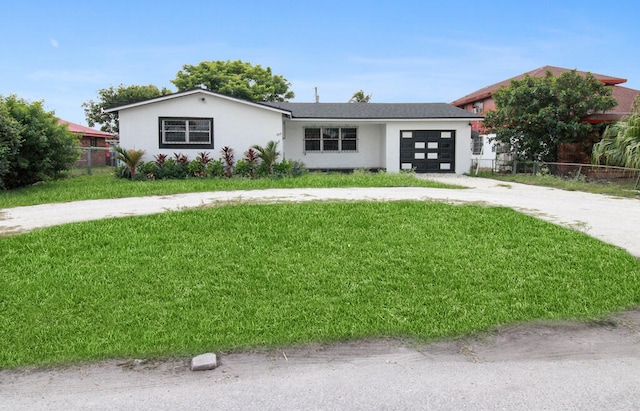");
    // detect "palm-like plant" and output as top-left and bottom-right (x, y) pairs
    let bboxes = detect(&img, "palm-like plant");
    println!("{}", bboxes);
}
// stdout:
(253, 140), (280, 174)
(114, 146), (145, 179)
(349, 90), (372, 103)
(593, 113), (640, 169)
